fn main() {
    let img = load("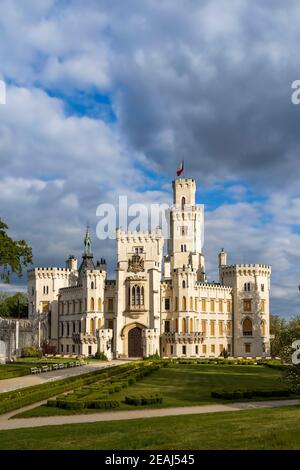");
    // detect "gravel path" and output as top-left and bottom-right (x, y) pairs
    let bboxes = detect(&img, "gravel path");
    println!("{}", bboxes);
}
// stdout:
(0, 399), (298, 431)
